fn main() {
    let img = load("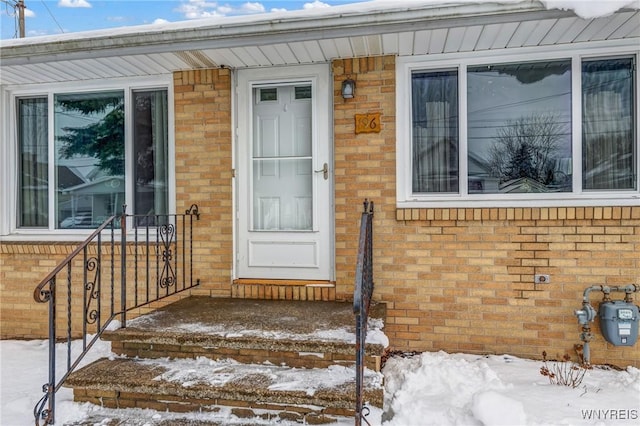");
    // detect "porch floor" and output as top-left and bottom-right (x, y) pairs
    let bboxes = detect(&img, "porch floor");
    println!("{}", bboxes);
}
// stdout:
(105, 296), (387, 356)
(127, 296), (370, 335)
